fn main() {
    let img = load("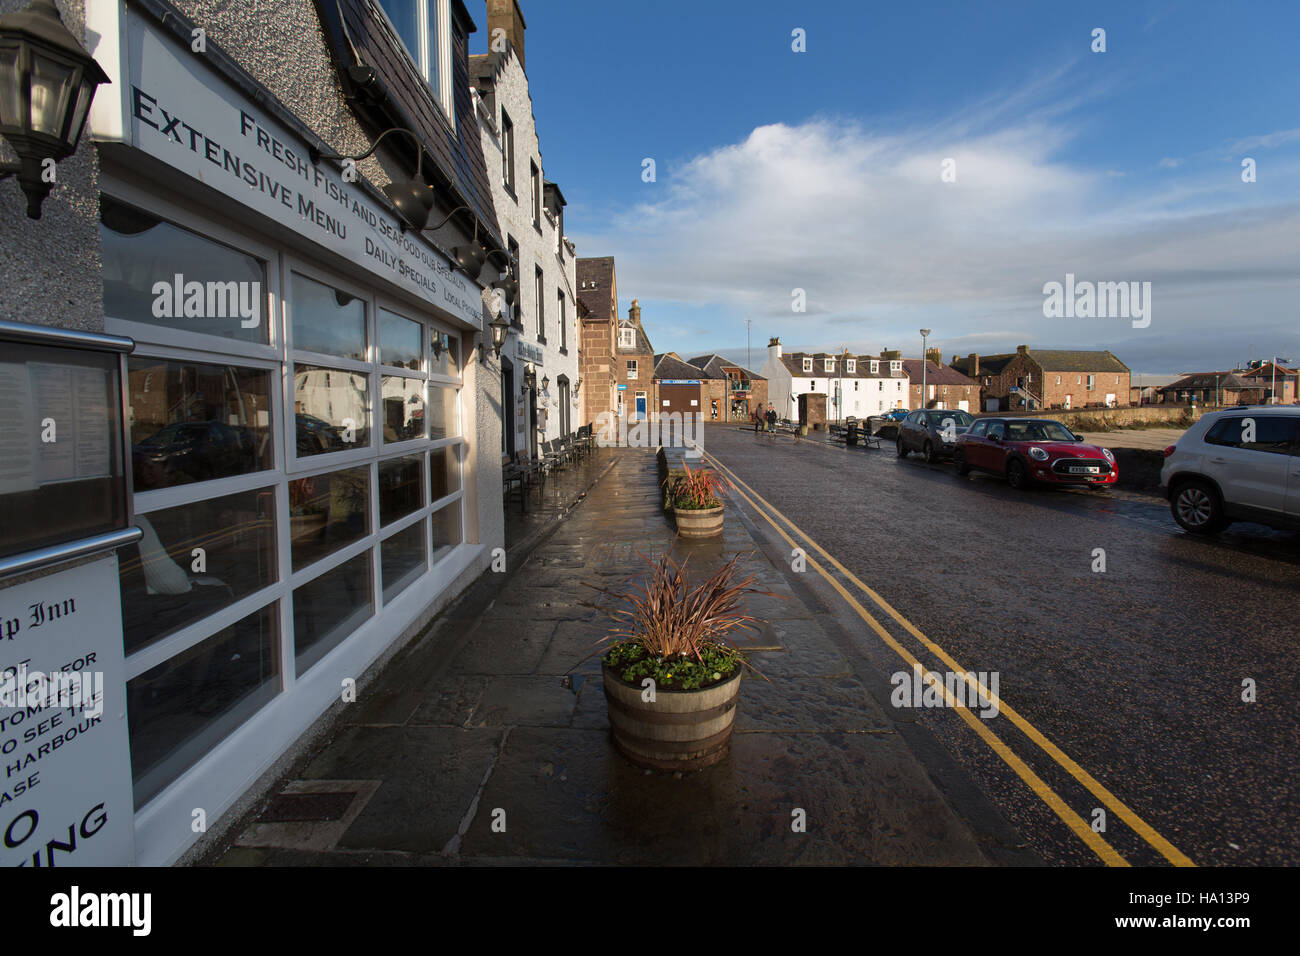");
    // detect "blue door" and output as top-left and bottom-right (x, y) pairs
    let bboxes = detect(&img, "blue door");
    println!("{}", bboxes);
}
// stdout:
(635, 392), (647, 422)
